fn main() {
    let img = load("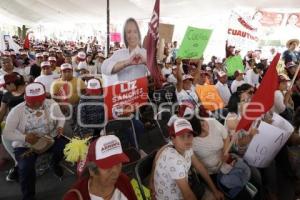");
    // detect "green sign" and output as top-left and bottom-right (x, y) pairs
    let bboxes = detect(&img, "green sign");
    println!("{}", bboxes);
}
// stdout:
(225, 55), (244, 77)
(177, 26), (213, 59)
